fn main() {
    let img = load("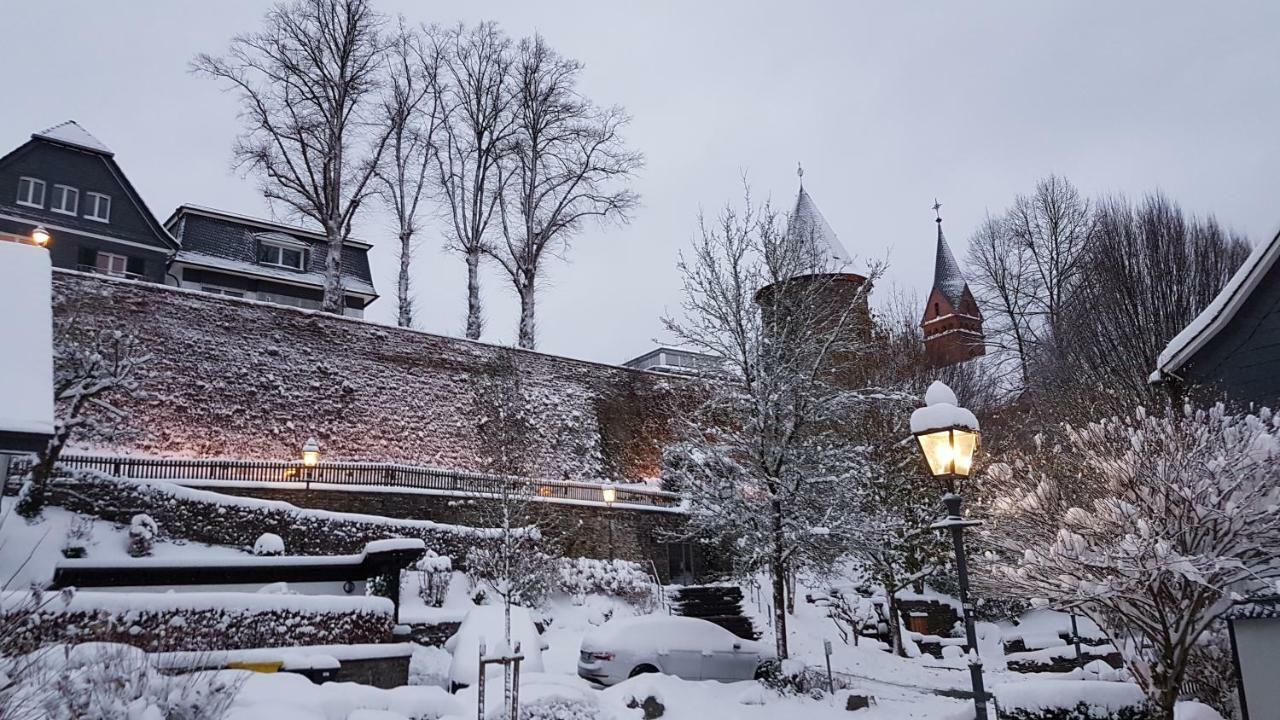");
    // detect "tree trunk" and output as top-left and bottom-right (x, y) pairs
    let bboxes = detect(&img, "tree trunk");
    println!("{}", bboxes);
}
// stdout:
(770, 498), (789, 659)
(321, 225), (345, 314)
(517, 279), (536, 350)
(465, 248), (483, 340)
(19, 428), (69, 518)
(397, 230), (413, 328)
(887, 594), (906, 657)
